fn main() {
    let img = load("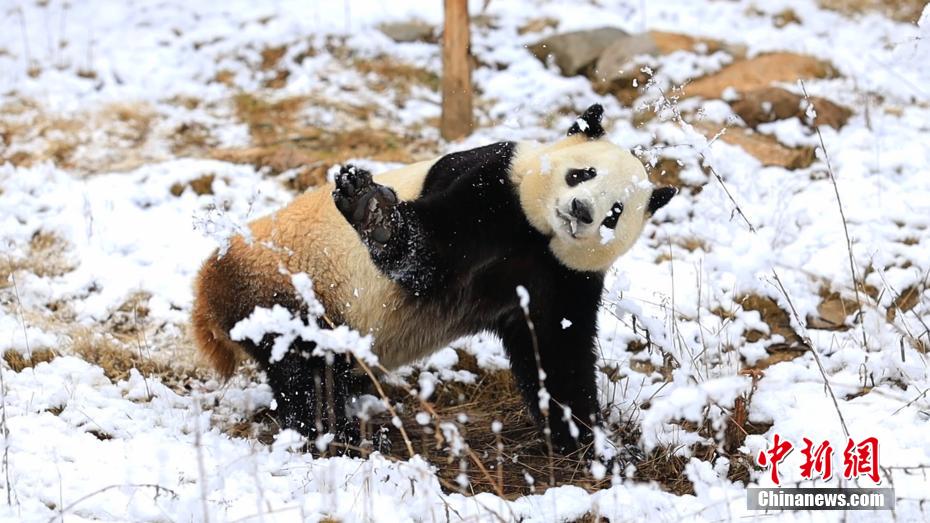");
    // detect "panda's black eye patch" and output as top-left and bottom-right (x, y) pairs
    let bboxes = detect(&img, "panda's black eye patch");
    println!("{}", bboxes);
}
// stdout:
(565, 167), (597, 187)
(601, 202), (624, 229)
